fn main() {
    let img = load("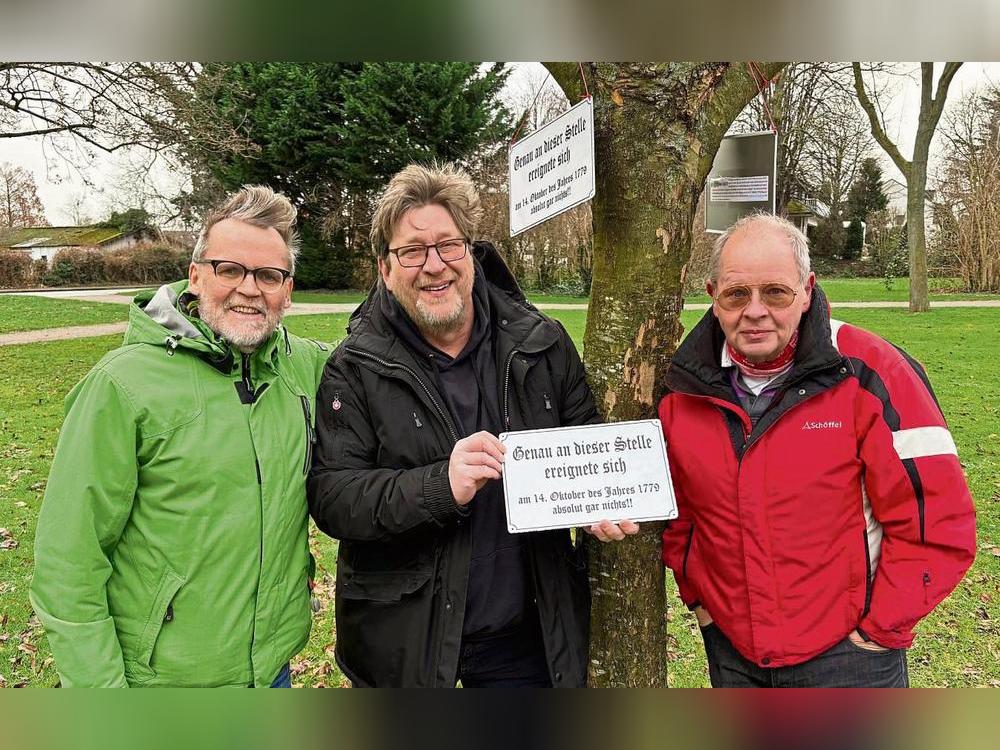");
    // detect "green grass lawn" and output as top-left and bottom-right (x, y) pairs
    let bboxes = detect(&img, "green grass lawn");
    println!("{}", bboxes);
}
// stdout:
(686, 277), (1000, 305)
(291, 290), (368, 305)
(296, 277), (1000, 308)
(1, 307), (997, 687)
(293, 289), (590, 306)
(0, 296), (128, 334)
